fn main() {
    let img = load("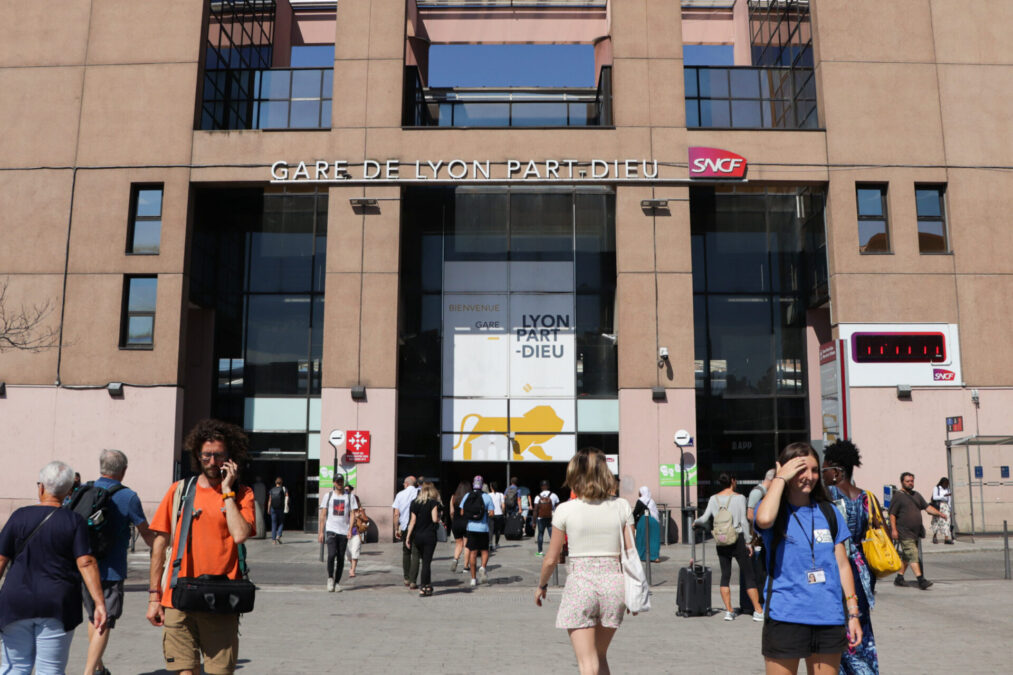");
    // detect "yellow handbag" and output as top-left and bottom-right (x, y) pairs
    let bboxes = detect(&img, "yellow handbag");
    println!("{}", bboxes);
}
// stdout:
(861, 490), (903, 578)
